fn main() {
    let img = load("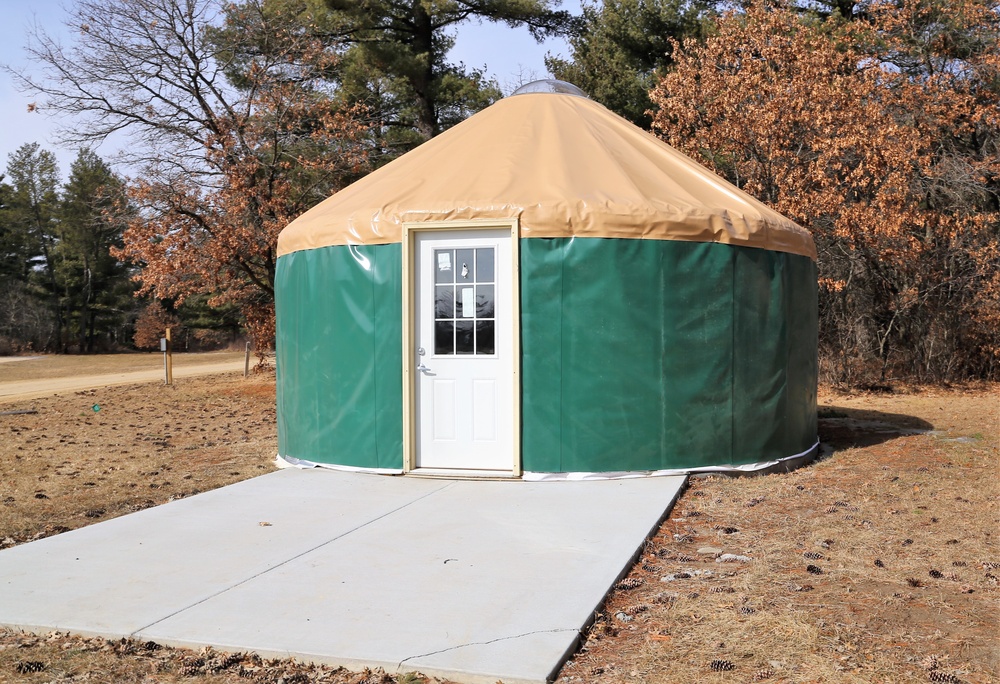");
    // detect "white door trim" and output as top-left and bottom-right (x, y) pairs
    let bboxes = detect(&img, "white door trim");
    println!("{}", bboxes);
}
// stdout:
(402, 219), (521, 477)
